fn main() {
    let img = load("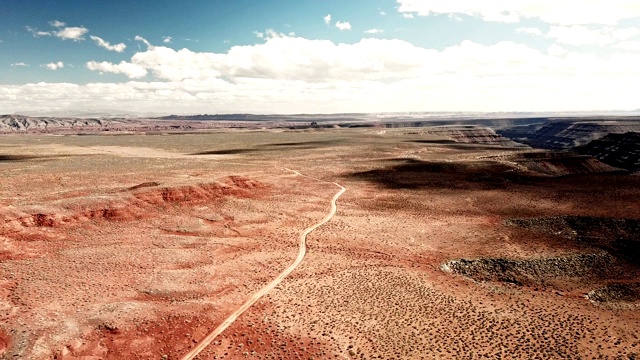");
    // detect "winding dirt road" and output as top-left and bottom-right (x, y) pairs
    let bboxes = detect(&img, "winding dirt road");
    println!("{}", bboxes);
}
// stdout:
(181, 172), (346, 360)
